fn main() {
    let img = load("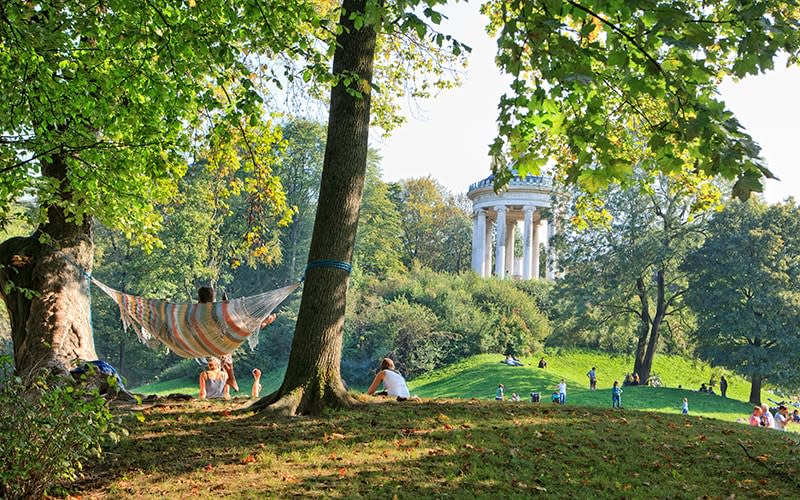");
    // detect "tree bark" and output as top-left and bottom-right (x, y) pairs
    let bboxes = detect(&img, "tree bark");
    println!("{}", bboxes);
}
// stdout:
(251, 0), (377, 416)
(633, 277), (650, 377)
(749, 376), (763, 405)
(0, 153), (97, 376)
(639, 270), (666, 383)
